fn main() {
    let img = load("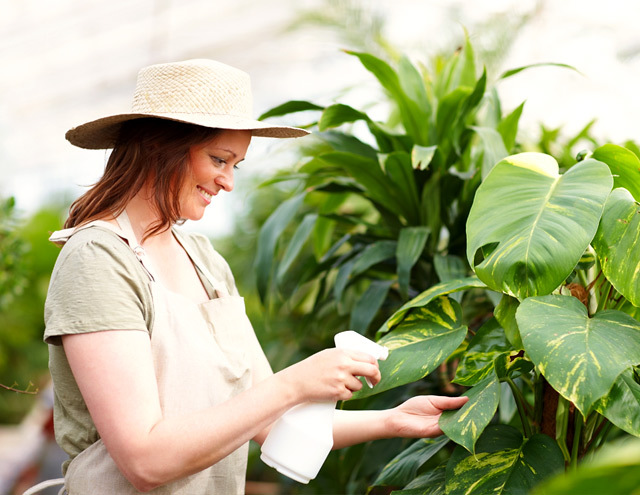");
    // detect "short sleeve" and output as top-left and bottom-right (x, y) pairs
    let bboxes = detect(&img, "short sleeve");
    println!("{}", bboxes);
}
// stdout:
(44, 227), (154, 345)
